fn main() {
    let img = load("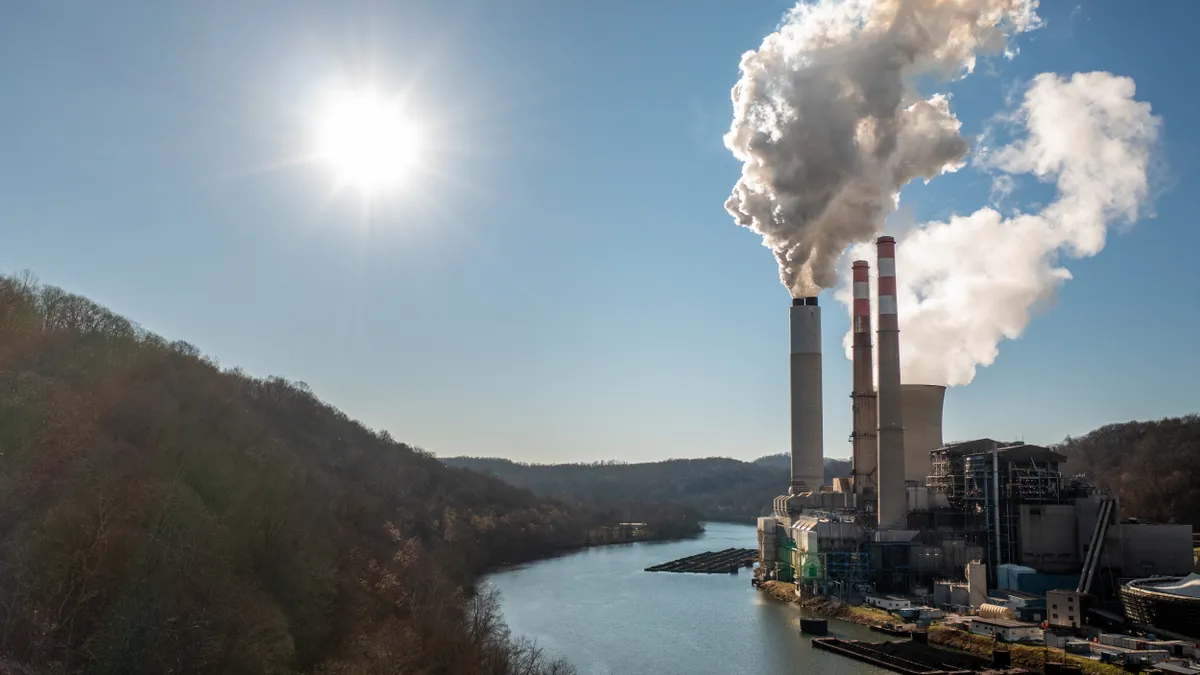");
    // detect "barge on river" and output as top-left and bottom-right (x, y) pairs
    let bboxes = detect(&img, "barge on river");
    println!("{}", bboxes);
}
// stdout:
(644, 548), (756, 574)
(812, 637), (1034, 675)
